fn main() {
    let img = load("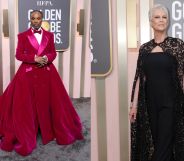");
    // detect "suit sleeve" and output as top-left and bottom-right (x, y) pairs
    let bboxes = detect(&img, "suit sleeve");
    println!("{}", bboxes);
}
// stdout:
(15, 34), (36, 63)
(44, 33), (56, 63)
